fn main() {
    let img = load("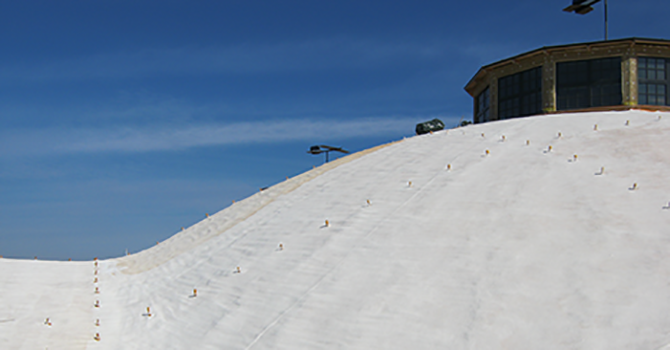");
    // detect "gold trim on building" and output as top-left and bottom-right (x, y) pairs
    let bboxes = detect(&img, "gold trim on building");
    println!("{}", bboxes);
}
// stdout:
(465, 38), (670, 123)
